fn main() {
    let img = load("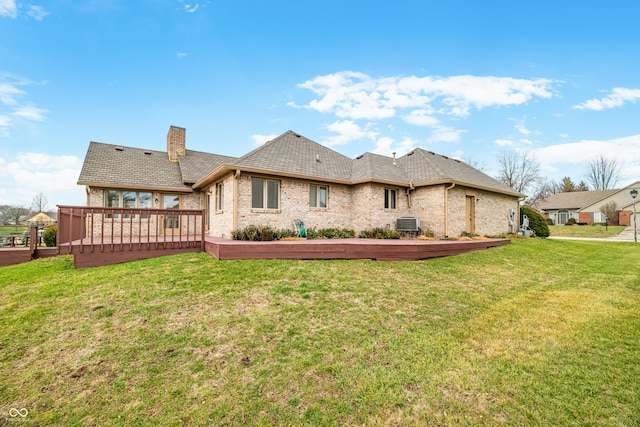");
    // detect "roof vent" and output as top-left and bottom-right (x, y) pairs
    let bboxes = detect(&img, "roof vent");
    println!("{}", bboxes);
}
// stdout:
(294, 133), (301, 137)
(356, 154), (364, 160)
(115, 146), (124, 151)
(144, 151), (152, 155)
